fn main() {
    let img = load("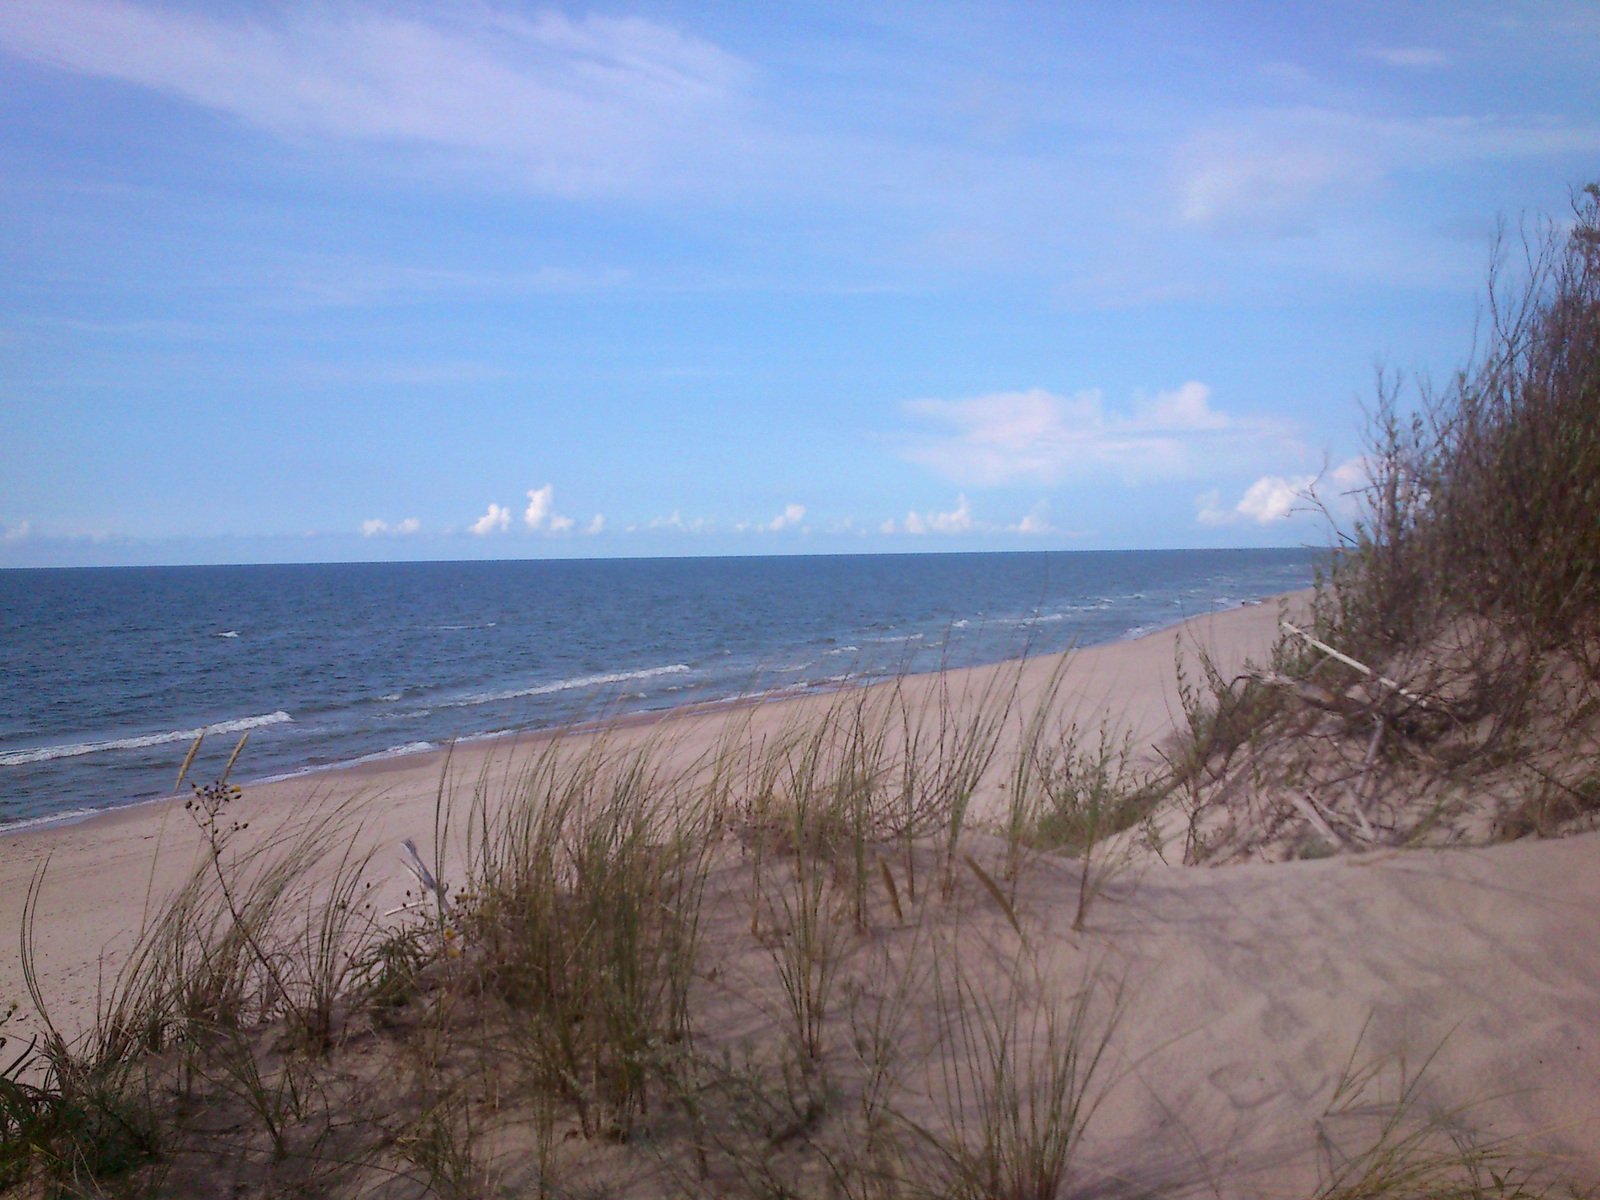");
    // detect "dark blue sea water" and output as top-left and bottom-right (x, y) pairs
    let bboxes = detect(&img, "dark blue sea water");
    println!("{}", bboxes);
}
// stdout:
(0, 549), (1318, 831)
